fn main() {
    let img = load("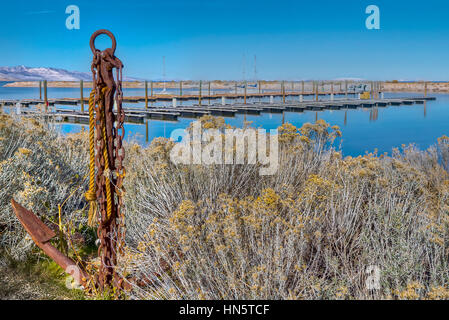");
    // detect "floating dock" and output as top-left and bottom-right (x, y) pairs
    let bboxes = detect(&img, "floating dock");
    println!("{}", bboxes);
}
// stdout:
(1, 96), (436, 124)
